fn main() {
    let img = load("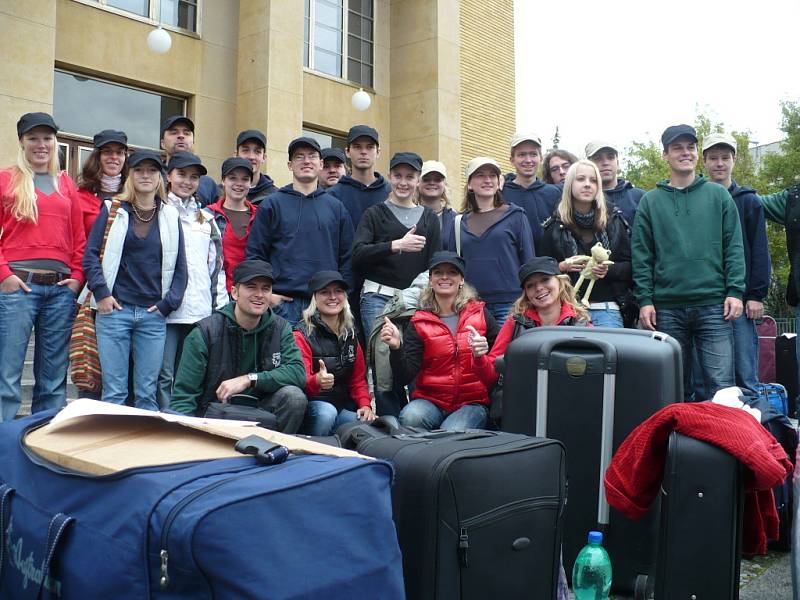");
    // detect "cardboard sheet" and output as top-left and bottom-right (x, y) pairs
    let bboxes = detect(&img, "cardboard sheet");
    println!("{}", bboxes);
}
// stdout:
(24, 398), (367, 476)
